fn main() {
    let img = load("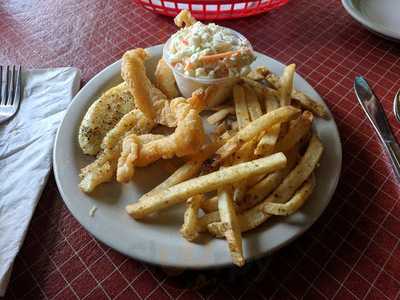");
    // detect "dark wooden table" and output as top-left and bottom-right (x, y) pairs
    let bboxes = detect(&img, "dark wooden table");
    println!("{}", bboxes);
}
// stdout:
(2, 0), (400, 299)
